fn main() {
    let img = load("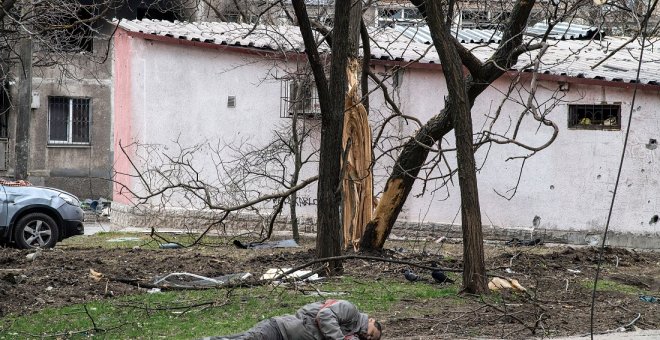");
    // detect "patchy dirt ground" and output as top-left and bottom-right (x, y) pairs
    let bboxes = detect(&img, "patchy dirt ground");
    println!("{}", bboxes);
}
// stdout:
(0, 237), (659, 339)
